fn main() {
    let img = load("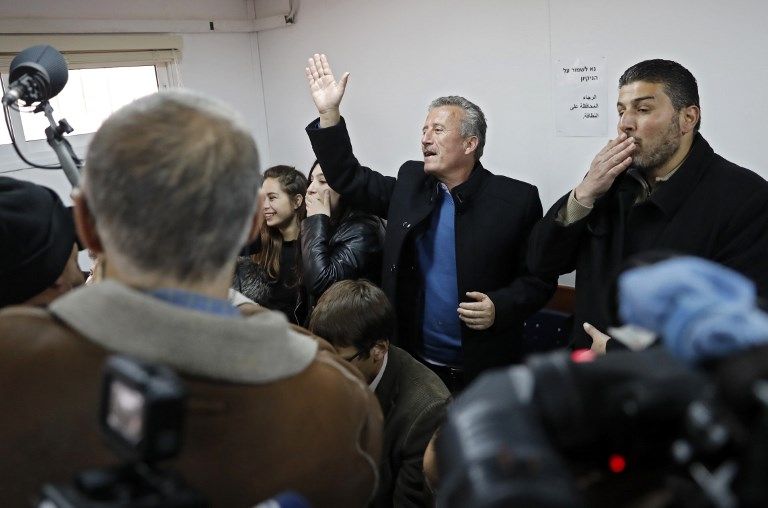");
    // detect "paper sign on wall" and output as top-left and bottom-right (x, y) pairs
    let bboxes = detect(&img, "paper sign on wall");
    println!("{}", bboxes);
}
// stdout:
(554, 57), (608, 137)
